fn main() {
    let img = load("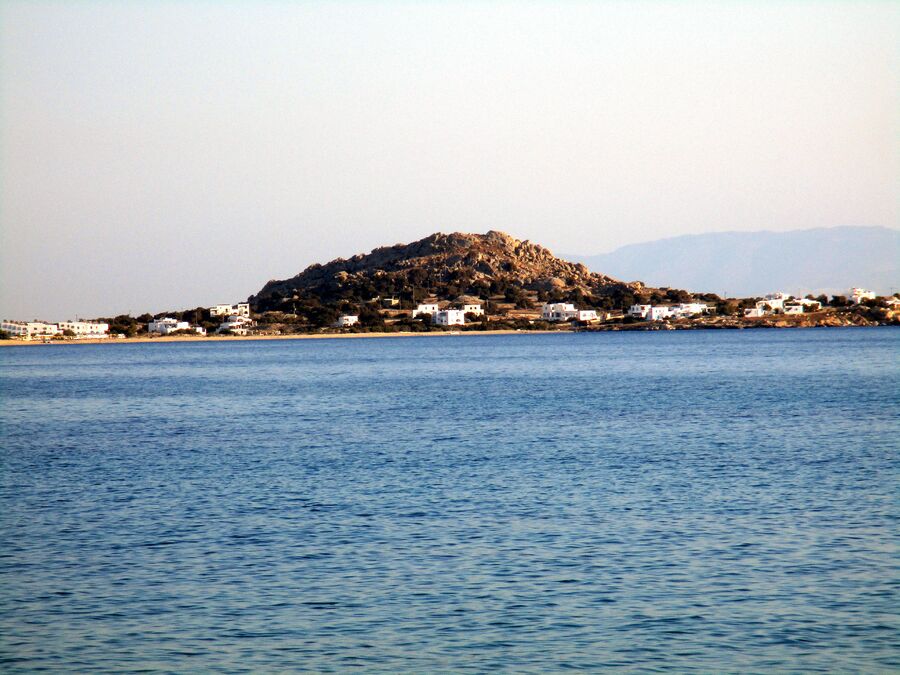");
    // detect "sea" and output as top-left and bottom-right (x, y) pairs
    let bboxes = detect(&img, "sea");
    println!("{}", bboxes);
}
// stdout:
(1, 328), (898, 673)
